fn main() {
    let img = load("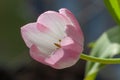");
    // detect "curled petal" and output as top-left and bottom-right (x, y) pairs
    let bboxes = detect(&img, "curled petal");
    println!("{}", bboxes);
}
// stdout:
(37, 23), (48, 32)
(61, 37), (83, 54)
(30, 45), (80, 69)
(21, 23), (58, 55)
(37, 11), (67, 38)
(65, 25), (84, 46)
(61, 37), (74, 47)
(21, 23), (37, 47)
(54, 49), (80, 69)
(30, 45), (46, 64)
(59, 8), (80, 29)
(45, 48), (64, 65)
(59, 8), (84, 44)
